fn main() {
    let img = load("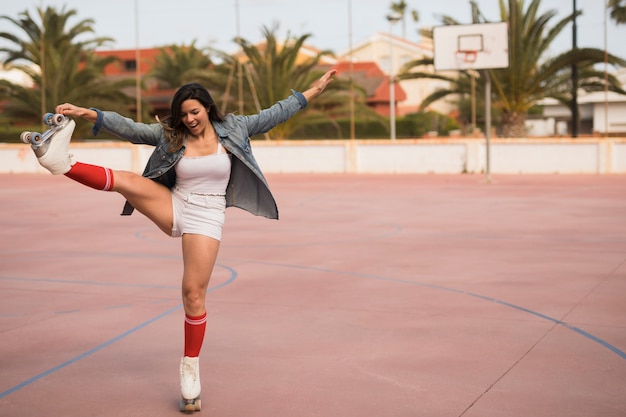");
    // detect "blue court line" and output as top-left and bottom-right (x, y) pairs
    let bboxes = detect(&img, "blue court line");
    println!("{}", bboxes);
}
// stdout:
(0, 304), (181, 400)
(3, 257), (624, 402)
(230, 259), (626, 361)
(449, 288), (626, 360)
(0, 264), (237, 400)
